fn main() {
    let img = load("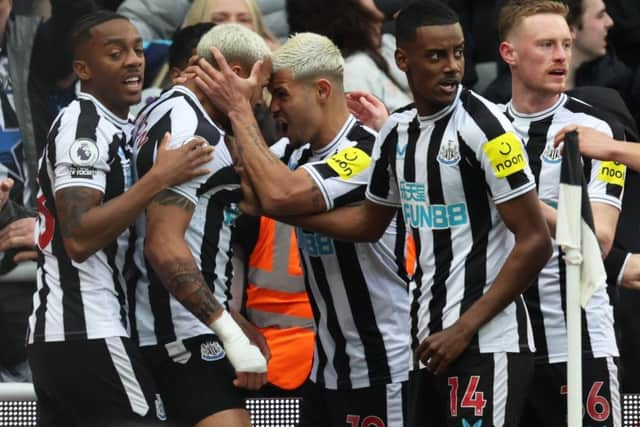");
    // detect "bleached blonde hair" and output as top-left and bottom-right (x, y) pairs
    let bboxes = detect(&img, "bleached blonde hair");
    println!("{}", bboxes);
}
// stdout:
(196, 23), (271, 70)
(273, 32), (344, 82)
